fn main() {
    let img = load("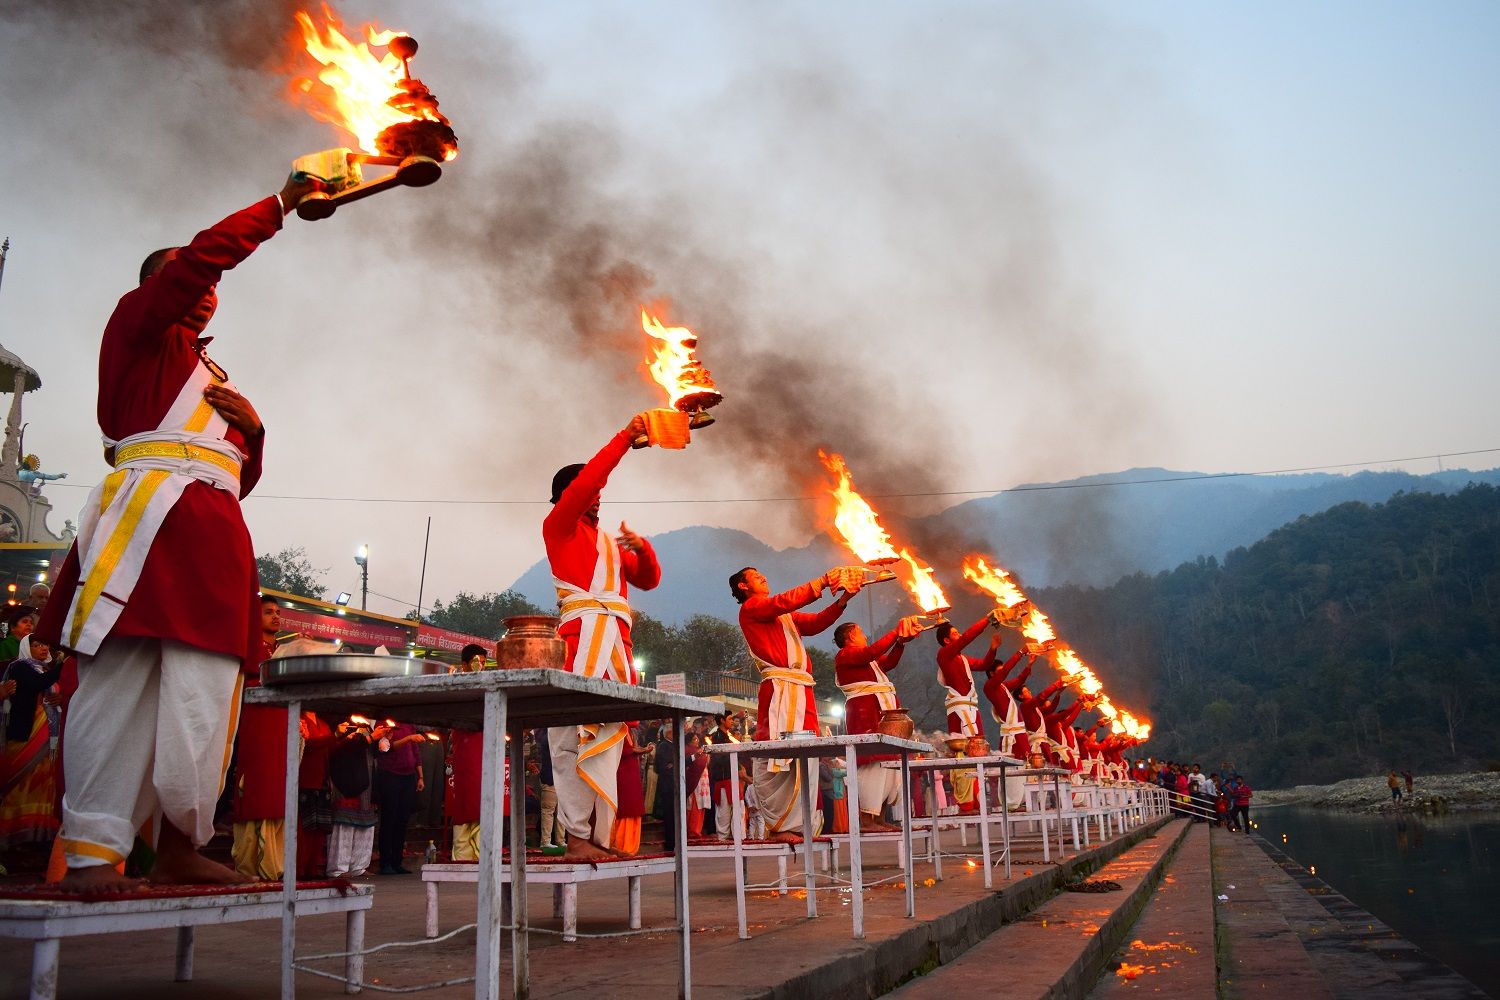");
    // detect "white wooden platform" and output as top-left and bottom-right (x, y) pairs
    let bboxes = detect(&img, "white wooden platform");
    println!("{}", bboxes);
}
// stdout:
(0, 884), (373, 1000)
(686, 838), (834, 894)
